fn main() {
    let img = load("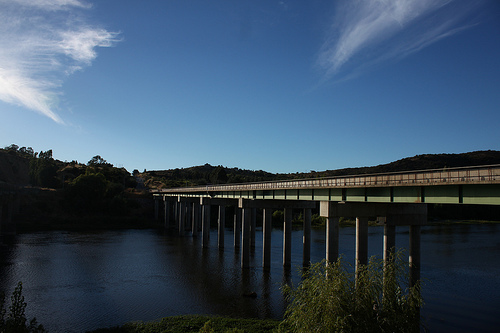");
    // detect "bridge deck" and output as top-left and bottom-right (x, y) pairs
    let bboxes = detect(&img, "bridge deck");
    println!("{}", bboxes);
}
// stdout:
(153, 165), (500, 205)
